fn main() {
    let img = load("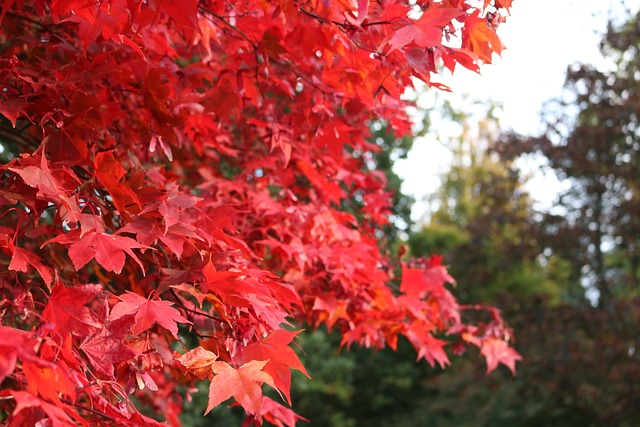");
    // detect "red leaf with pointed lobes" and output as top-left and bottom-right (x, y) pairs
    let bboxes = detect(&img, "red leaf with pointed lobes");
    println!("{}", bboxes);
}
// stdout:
(240, 329), (310, 404)
(202, 261), (257, 306)
(94, 151), (141, 215)
(260, 396), (309, 427)
(0, 326), (39, 384)
(51, 0), (93, 18)
(118, 215), (201, 259)
(157, 0), (199, 27)
(0, 0), (517, 423)
(80, 314), (137, 379)
(109, 291), (191, 339)
(461, 11), (504, 64)
(9, 154), (82, 222)
(46, 230), (146, 274)
(296, 159), (343, 204)
(82, 0), (128, 40)
(387, 7), (464, 52)
(6, 390), (77, 427)
(0, 99), (29, 127)
(205, 360), (276, 418)
(23, 360), (76, 405)
(42, 283), (103, 339)
(9, 246), (53, 287)
(480, 338), (522, 375)
(404, 320), (450, 368)
(400, 259), (455, 299)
